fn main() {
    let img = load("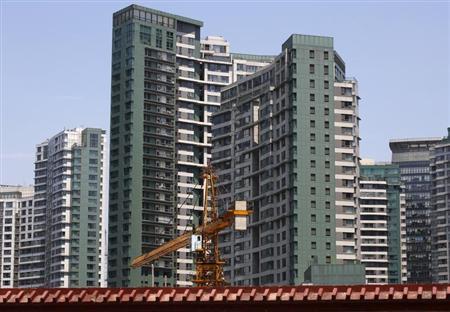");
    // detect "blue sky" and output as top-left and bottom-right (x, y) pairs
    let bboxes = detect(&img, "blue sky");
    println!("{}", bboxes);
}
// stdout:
(1, 1), (449, 185)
